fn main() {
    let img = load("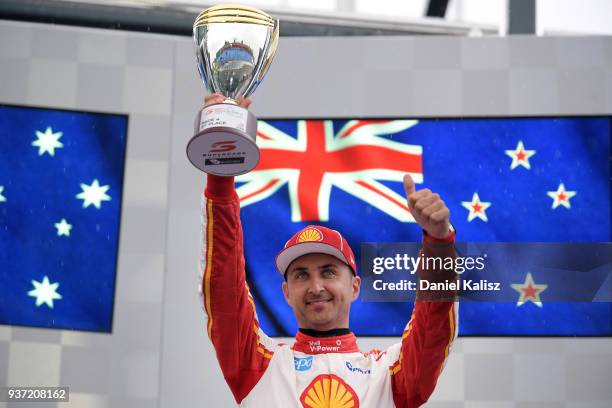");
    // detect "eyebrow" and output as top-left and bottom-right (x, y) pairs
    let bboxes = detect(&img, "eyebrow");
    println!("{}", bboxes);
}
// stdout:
(318, 264), (337, 270)
(287, 267), (307, 278)
(288, 264), (338, 276)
